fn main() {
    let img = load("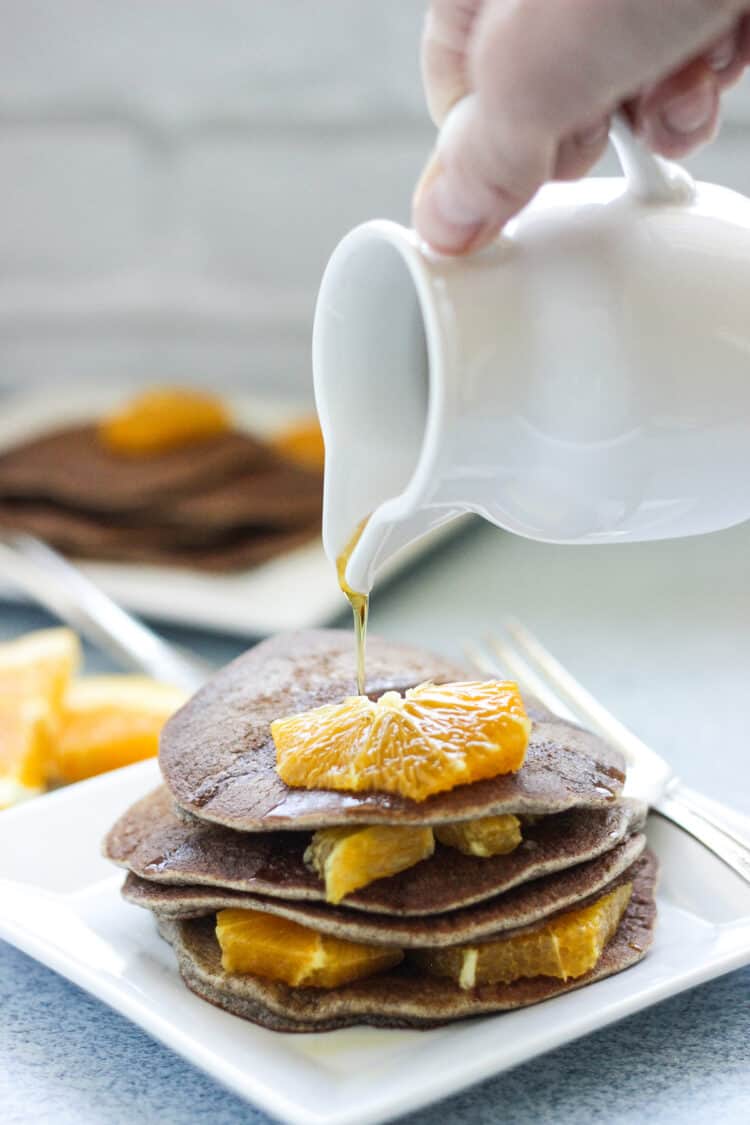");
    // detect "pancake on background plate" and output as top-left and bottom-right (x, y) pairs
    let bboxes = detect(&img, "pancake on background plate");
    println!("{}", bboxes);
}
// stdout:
(0, 389), (323, 572)
(103, 629), (658, 1032)
(0, 423), (264, 511)
(0, 501), (318, 572)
